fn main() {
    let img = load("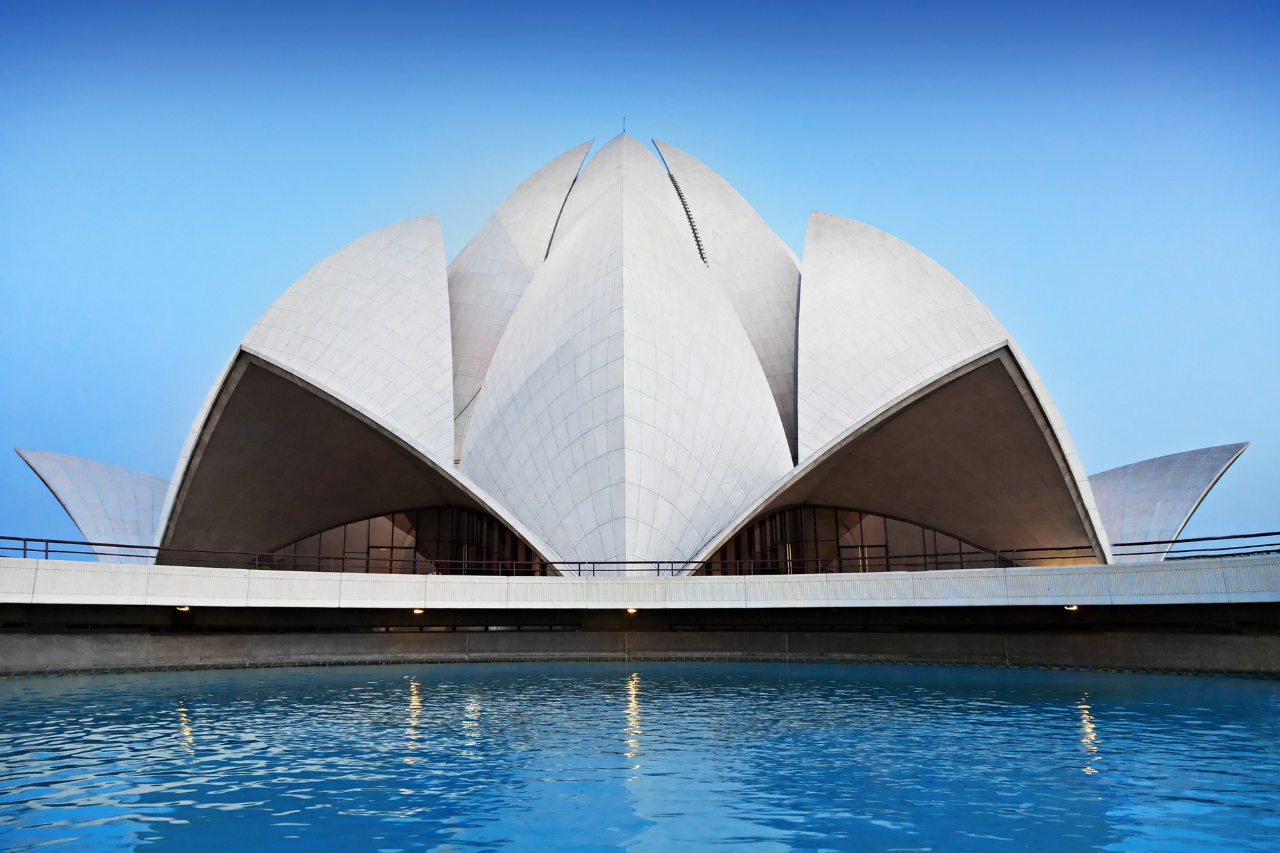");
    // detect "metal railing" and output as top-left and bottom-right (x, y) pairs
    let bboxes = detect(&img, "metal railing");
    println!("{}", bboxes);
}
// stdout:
(2, 530), (1277, 576)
